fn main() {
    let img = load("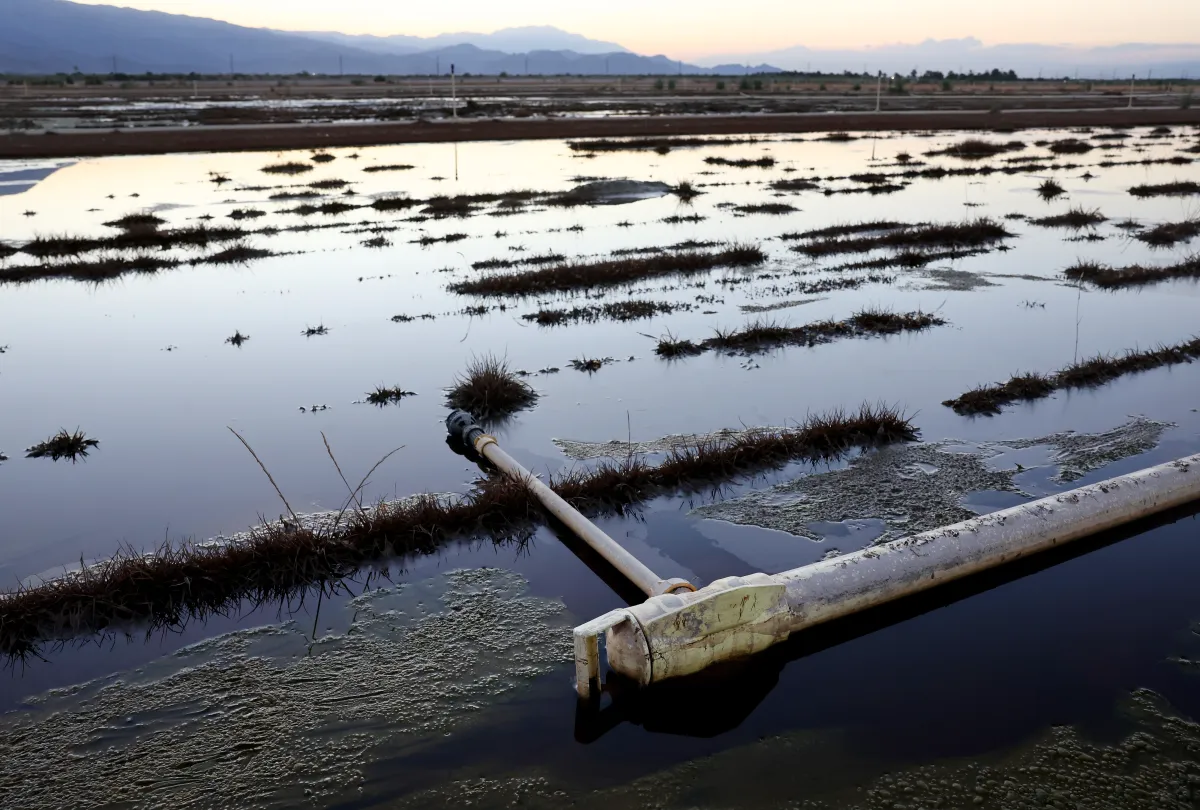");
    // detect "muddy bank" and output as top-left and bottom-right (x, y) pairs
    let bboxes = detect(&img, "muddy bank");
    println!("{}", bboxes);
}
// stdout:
(0, 569), (571, 809)
(677, 417), (1171, 543)
(4, 109), (1200, 159)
